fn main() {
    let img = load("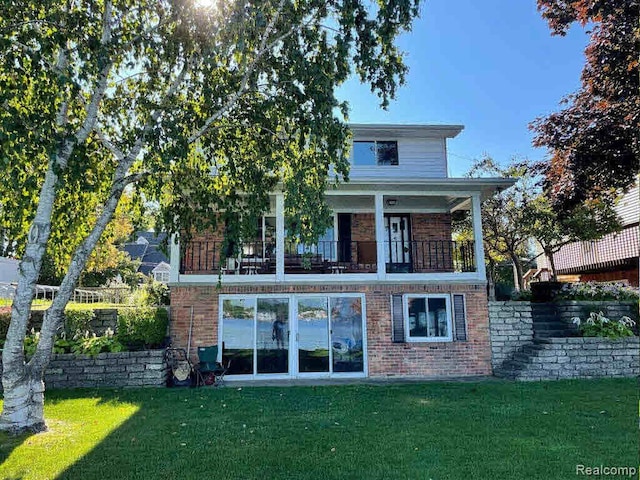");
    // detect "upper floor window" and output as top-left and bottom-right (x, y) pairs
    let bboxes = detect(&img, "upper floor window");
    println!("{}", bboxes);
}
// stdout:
(353, 141), (398, 166)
